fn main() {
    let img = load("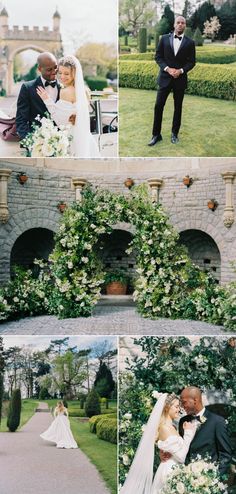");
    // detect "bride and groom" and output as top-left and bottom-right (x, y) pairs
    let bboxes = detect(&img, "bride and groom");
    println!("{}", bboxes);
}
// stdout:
(121, 386), (232, 493)
(16, 51), (100, 157)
